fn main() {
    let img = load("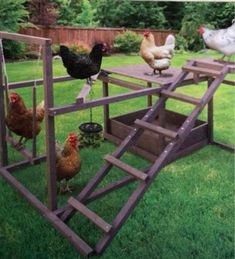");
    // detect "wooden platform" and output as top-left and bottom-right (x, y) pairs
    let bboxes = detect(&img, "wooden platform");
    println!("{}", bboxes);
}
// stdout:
(103, 58), (235, 86)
